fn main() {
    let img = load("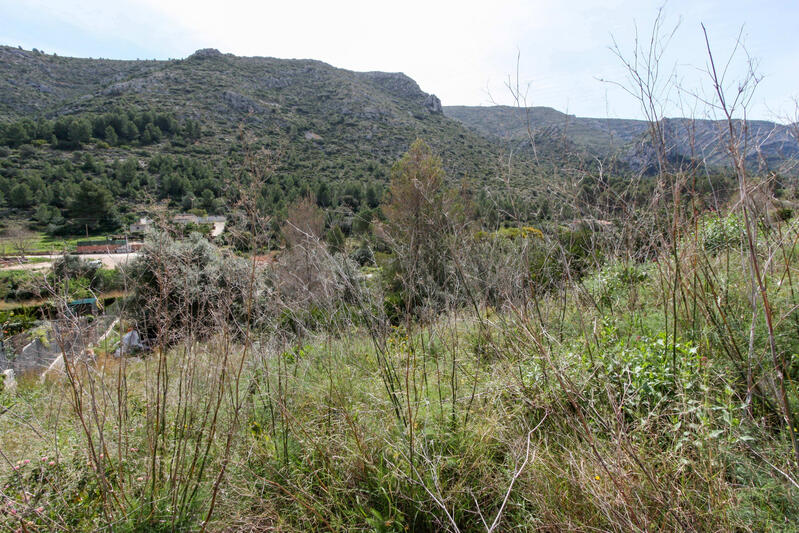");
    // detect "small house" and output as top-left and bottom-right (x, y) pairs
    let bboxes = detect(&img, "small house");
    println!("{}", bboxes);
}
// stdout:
(129, 217), (152, 234)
